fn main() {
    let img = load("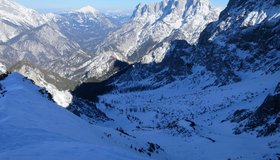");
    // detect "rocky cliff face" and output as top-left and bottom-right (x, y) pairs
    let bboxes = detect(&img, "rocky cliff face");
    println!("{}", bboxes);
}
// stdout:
(196, 0), (280, 84)
(81, 0), (220, 80)
(229, 84), (280, 137)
